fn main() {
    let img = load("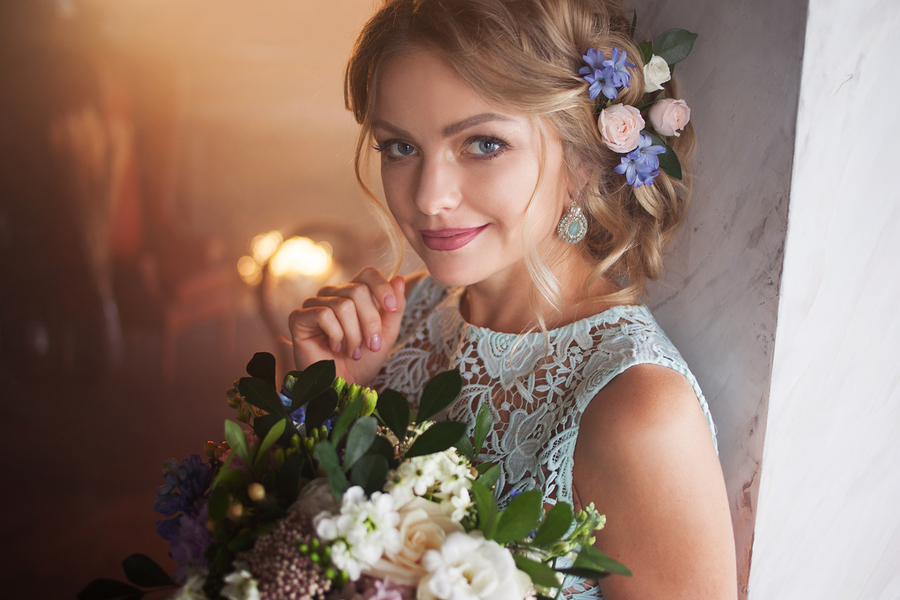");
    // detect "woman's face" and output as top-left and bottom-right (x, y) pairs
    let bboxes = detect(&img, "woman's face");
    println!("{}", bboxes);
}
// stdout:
(371, 50), (570, 289)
